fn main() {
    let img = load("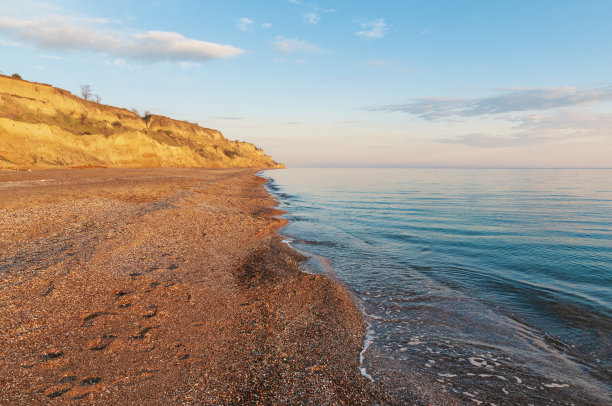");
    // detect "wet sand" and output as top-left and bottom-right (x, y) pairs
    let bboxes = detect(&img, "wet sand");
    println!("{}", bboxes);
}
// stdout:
(0, 168), (383, 404)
